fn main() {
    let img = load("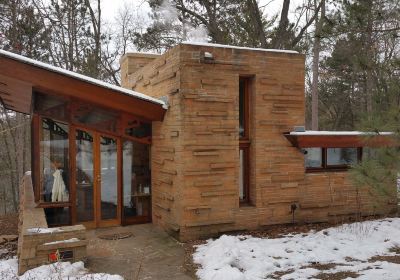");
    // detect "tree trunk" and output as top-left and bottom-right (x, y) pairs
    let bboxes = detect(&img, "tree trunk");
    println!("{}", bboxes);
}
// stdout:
(272, 0), (290, 48)
(365, 1), (374, 117)
(311, 0), (325, 130)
